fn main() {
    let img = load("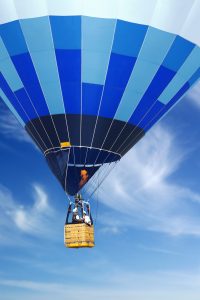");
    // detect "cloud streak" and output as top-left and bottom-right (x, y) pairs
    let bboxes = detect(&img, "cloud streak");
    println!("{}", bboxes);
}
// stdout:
(0, 269), (199, 300)
(0, 183), (58, 245)
(0, 104), (34, 145)
(98, 125), (200, 237)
